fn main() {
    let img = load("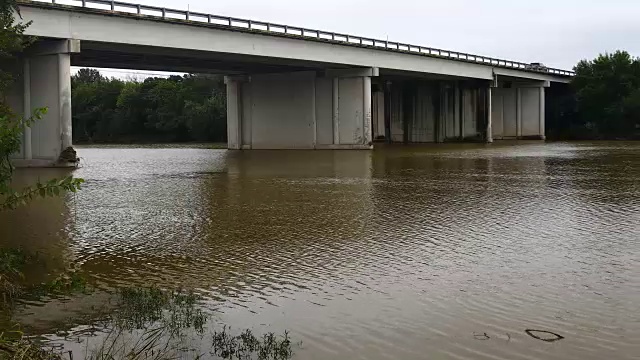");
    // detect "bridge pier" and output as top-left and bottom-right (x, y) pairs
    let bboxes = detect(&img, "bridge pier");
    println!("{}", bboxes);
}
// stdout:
(374, 79), (548, 143)
(225, 68), (377, 150)
(9, 40), (79, 167)
(490, 81), (548, 140)
(375, 79), (486, 143)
